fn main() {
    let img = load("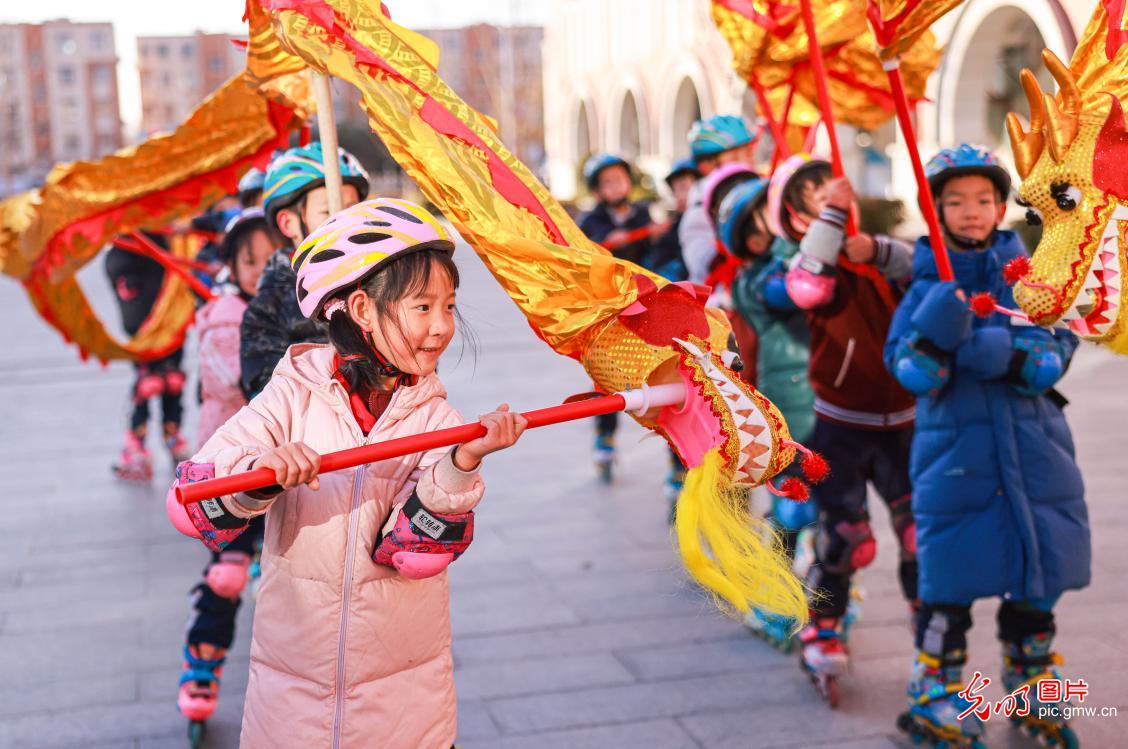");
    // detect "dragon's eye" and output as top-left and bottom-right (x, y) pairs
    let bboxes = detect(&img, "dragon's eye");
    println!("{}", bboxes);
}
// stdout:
(1050, 182), (1080, 211)
(1025, 207), (1043, 226)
